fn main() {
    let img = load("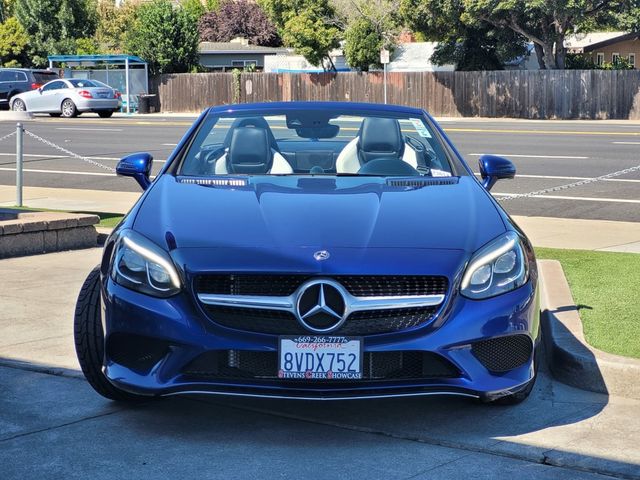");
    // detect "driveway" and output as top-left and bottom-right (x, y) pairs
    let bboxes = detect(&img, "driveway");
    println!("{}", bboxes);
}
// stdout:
(1, 250), (639, 479)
